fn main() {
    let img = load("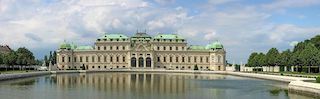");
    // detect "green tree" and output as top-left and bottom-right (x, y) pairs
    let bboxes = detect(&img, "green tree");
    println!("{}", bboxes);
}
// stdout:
(0, 53), (3, 64)
(290, 51), (303, 72)
(3, 51), (17, 70)
(308, 35), (320, 49)
(247, 52), (258, 67)
(266, 48), (280, 66)
(16, 47), (35, 70)
(279, 49), (291, 71)
(49, 51), (53, 65)
(257, 53), (266, 67)
(300, 43), (319, 73)
(52, 51), (57, 64)
(44, 55), (48, 66)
